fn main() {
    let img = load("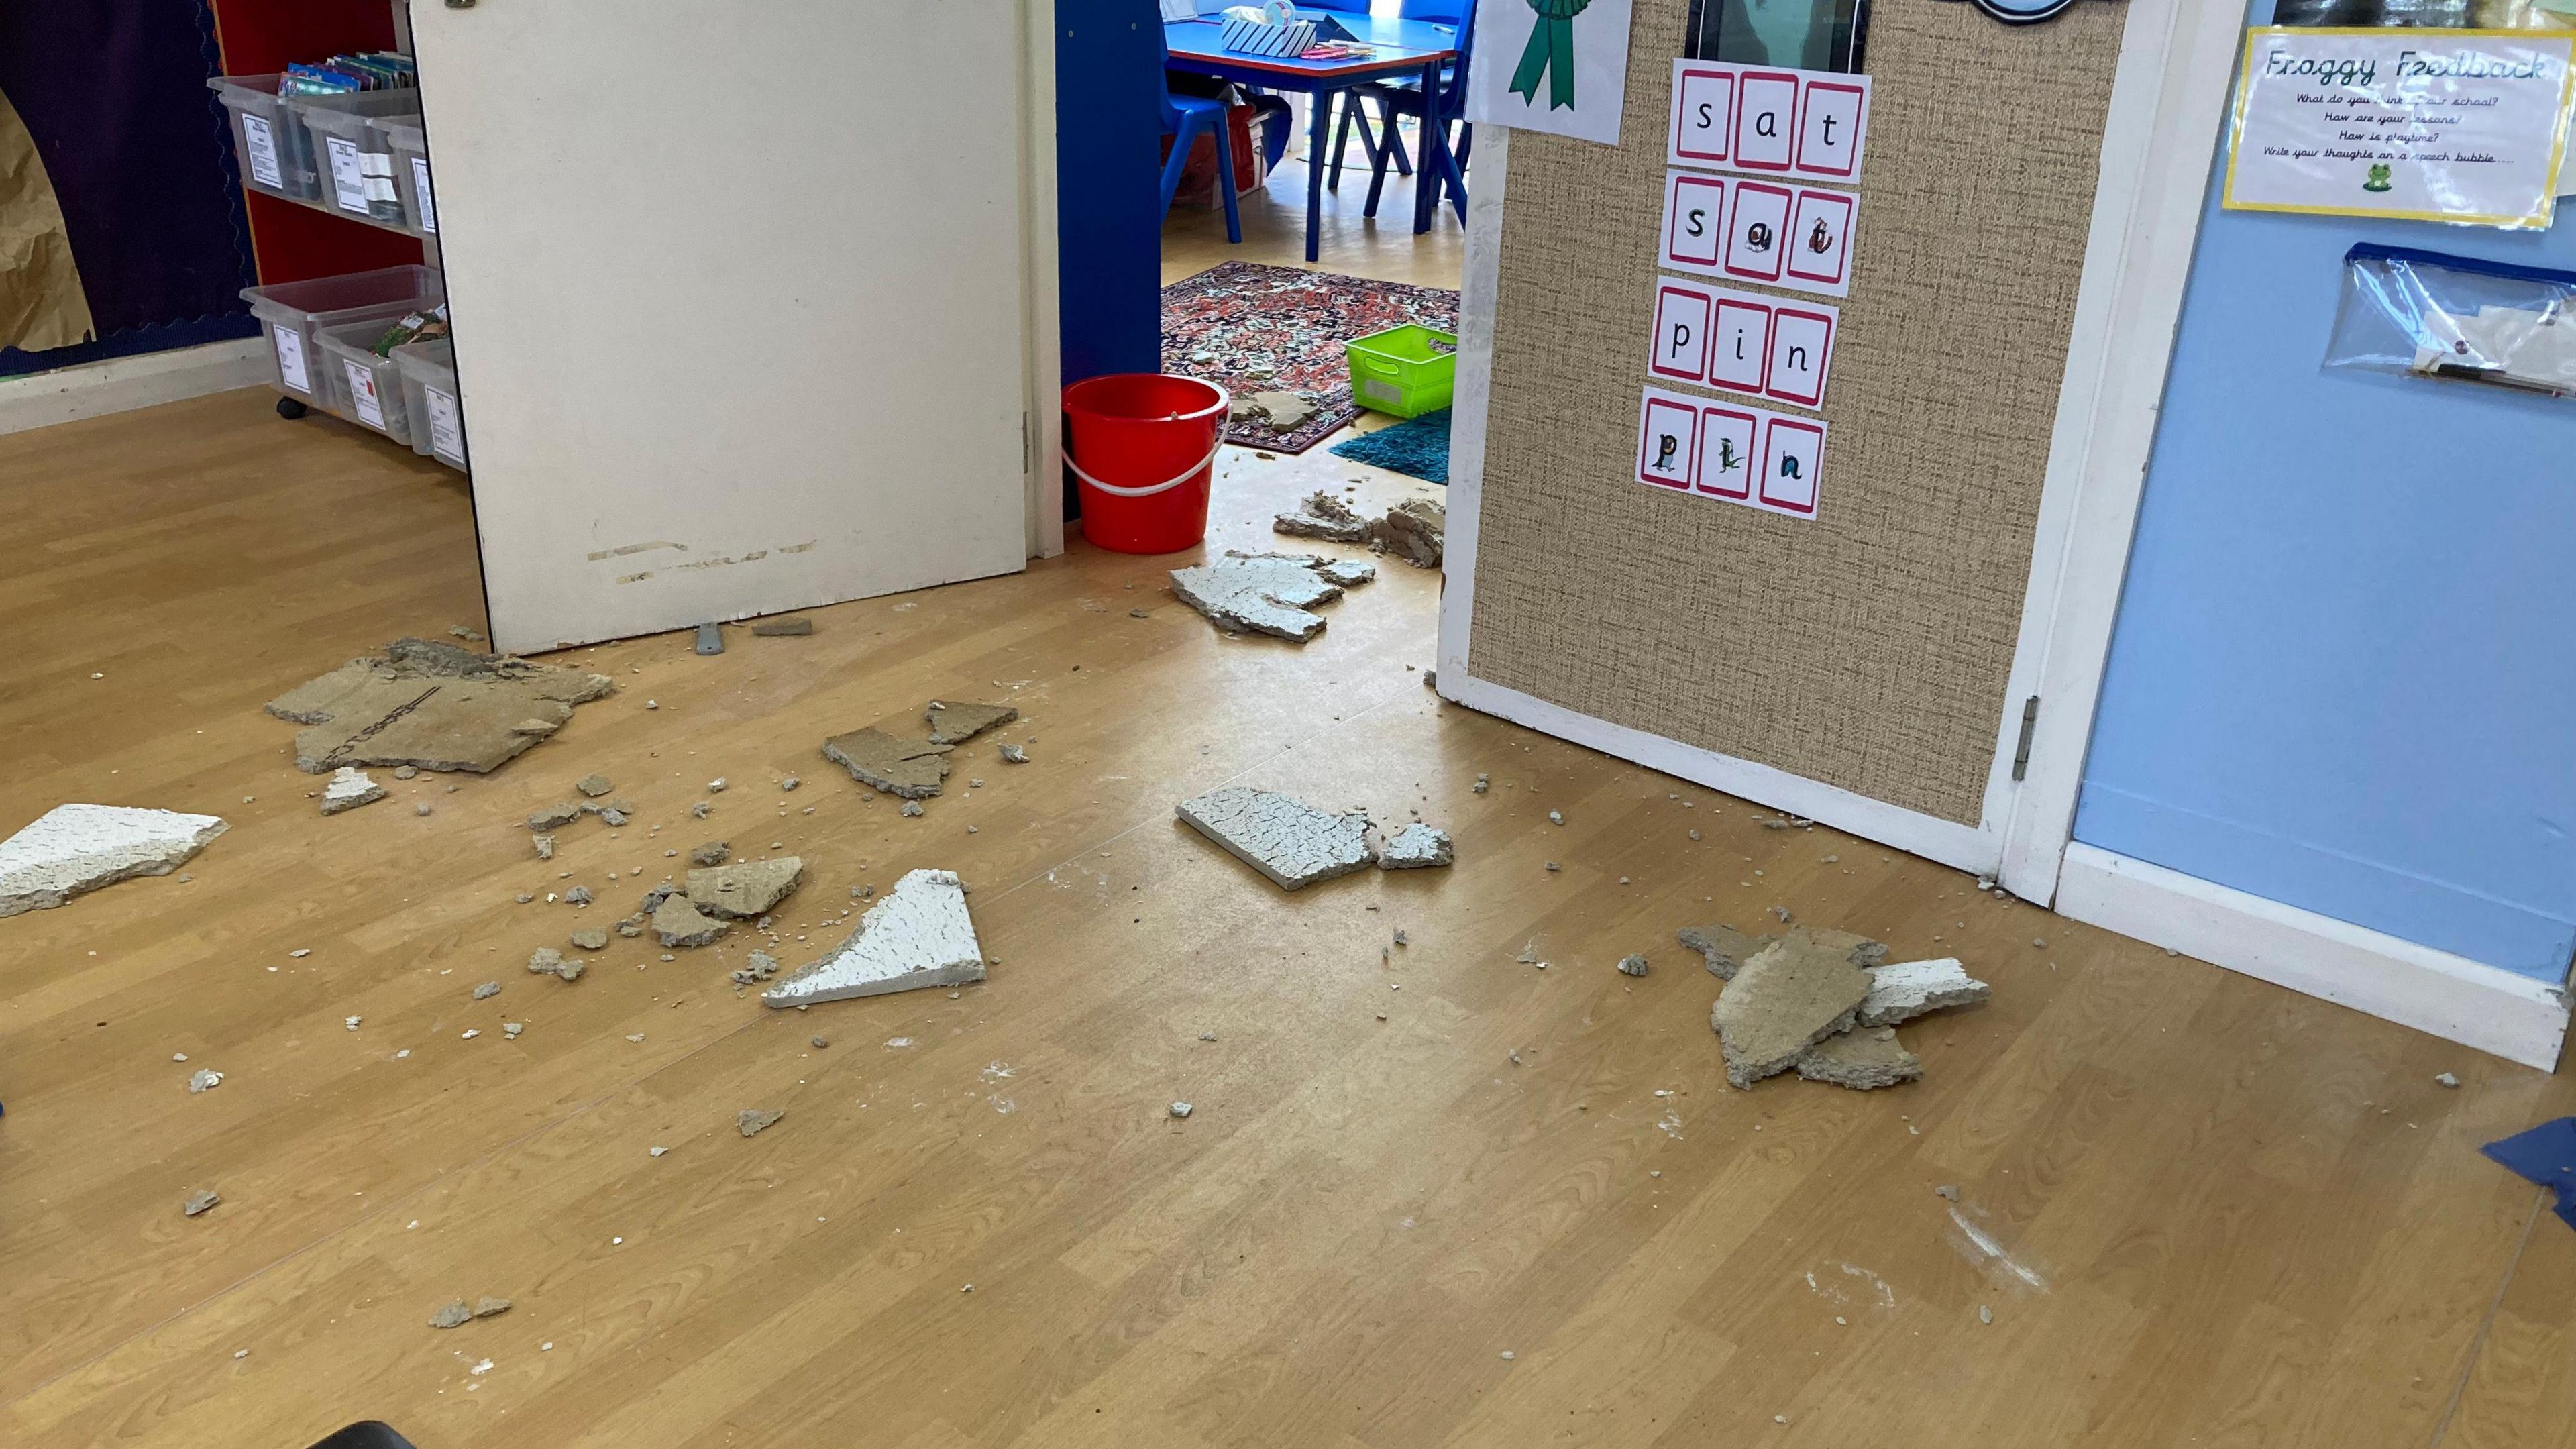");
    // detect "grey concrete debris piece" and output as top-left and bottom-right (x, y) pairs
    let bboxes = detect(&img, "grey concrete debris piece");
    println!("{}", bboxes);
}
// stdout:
(1472, 773), (1489, 794)
(737, 1108), (784, 1138)
(998, 744), (1028, 765)
(690, 841), (730, 867)
(394, 765), (419, 780)
(557, 959), (586, 982)
(570, 929), (608, 951)
(429, 1301), (474, 1330)
(1176, 786), (1375, 890)
(1856, 958), (1990, 1028)
(764, 869), (985, 1007)
(1709, 936), (1872, 1089)
(1680, 924), (1774, 981)
(473, 1296), (512, 1318)
(821, 726), (954, 798)
(1169, 1101), (1194, 1119)
(533, 833), (555, 861)
(2436, 1071), (2461, 1087)
(686, 857), (802, 918)
(187, 1068), (223, 1093)
(528, 802), (582, 831)
(690, 801), (712, 820)
(1794, 1026), (1923, 1091)
(413, 802), (433, 817)
(574, 774), (613, 798)
(321, 767), (386, 815)
(900, 801), (925, 818)
(1240, 388), (1316, 431)
(923, 700), (1019, 746)
(1803, 928), (1890, 968)
(472, 980), (501, 1000)
(1168, 551), (1373, 641)
(528, 947), (565, 975)
(615, 914), (645, 938)
(264, 638), (614, 775)
(1273, 488), (1373, 543)
(182, 1189), (221, 1217)
(694, 621), (724, 655)
(638, 882), (675, 913)
(1617, 954), (1650, 977)
(653, 894), (730, 948)
(503, 1022), (523, 1039)
(598, 808), (629, 827)
(752, 616), (814, 636)
(1935, 1184), (1960, 1201)
(564, 885), (593, 906)
(732, 951), (782, 986)
(0, 804), (228, 918)
(1376, 822), (1454, 870)
(1373, 497), (1446, 568)
(781, 777), (800, 792)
